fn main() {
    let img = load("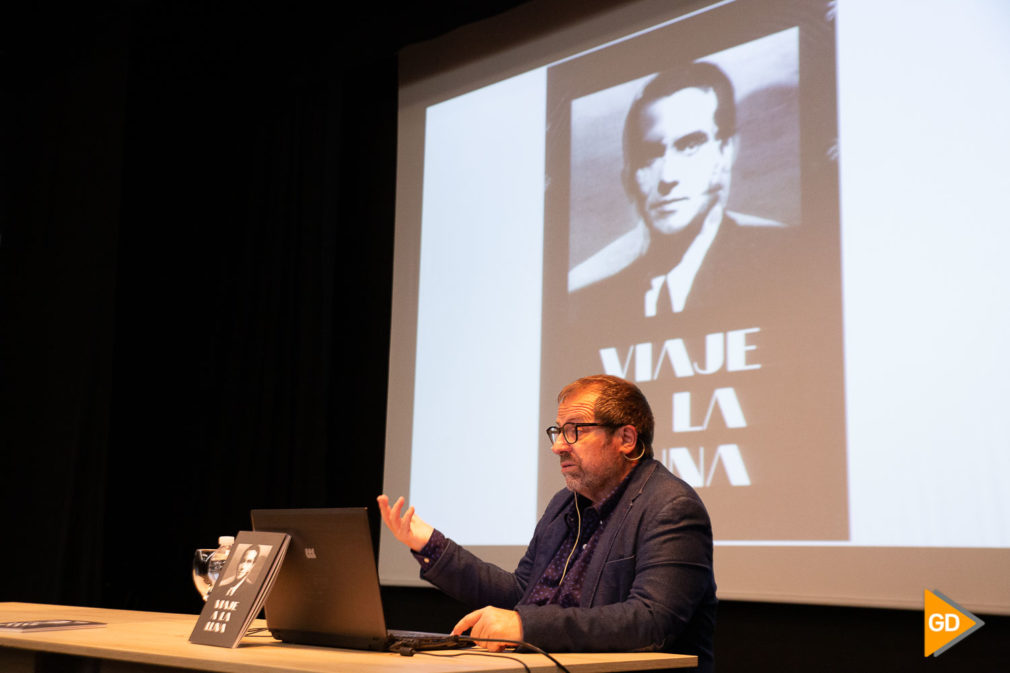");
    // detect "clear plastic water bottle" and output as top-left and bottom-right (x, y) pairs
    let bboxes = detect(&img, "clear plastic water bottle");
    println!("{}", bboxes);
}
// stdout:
(192, 535), (234, 601)
(207, 536), (234, 585)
